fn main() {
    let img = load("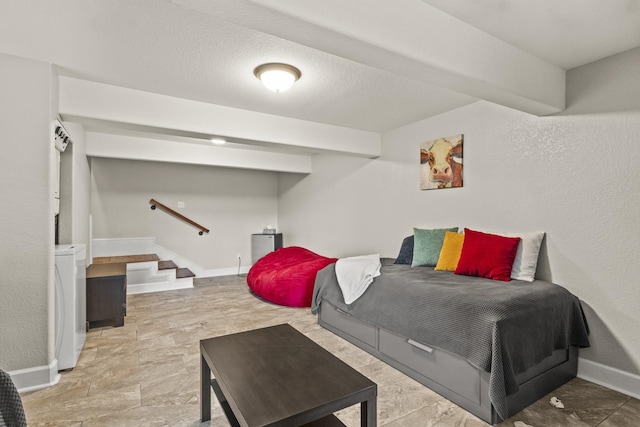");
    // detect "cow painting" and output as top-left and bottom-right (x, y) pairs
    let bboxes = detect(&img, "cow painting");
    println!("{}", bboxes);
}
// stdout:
(420, 134), (463, 190)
